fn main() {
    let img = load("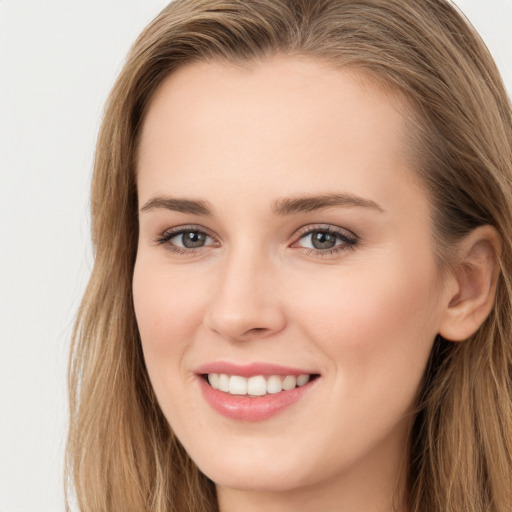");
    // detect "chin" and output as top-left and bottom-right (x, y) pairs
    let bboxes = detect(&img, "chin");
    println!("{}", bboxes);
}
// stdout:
(192, 449), (312, 492)
(205, 468), (304, 493)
